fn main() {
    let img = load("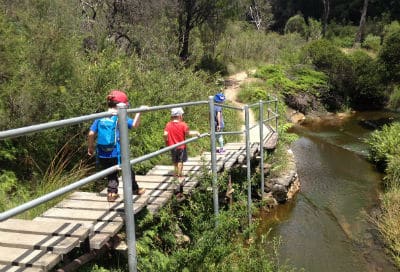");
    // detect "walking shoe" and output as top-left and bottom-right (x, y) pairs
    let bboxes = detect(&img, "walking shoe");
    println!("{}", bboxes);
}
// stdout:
(133, 188), (146, 195)
(107, 192), (119, 202)
(217, 148), (225, 154)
